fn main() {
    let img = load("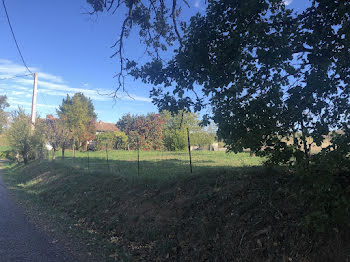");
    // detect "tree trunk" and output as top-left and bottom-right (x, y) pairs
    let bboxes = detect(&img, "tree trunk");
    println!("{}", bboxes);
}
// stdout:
(300, 121), (310, 168)
(39, 146), (44, 161)
(22, 152), (28, 165)
(52, 149), (56, 160)
(73, 137), (75, 158)
(62, 146), (65, 160)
